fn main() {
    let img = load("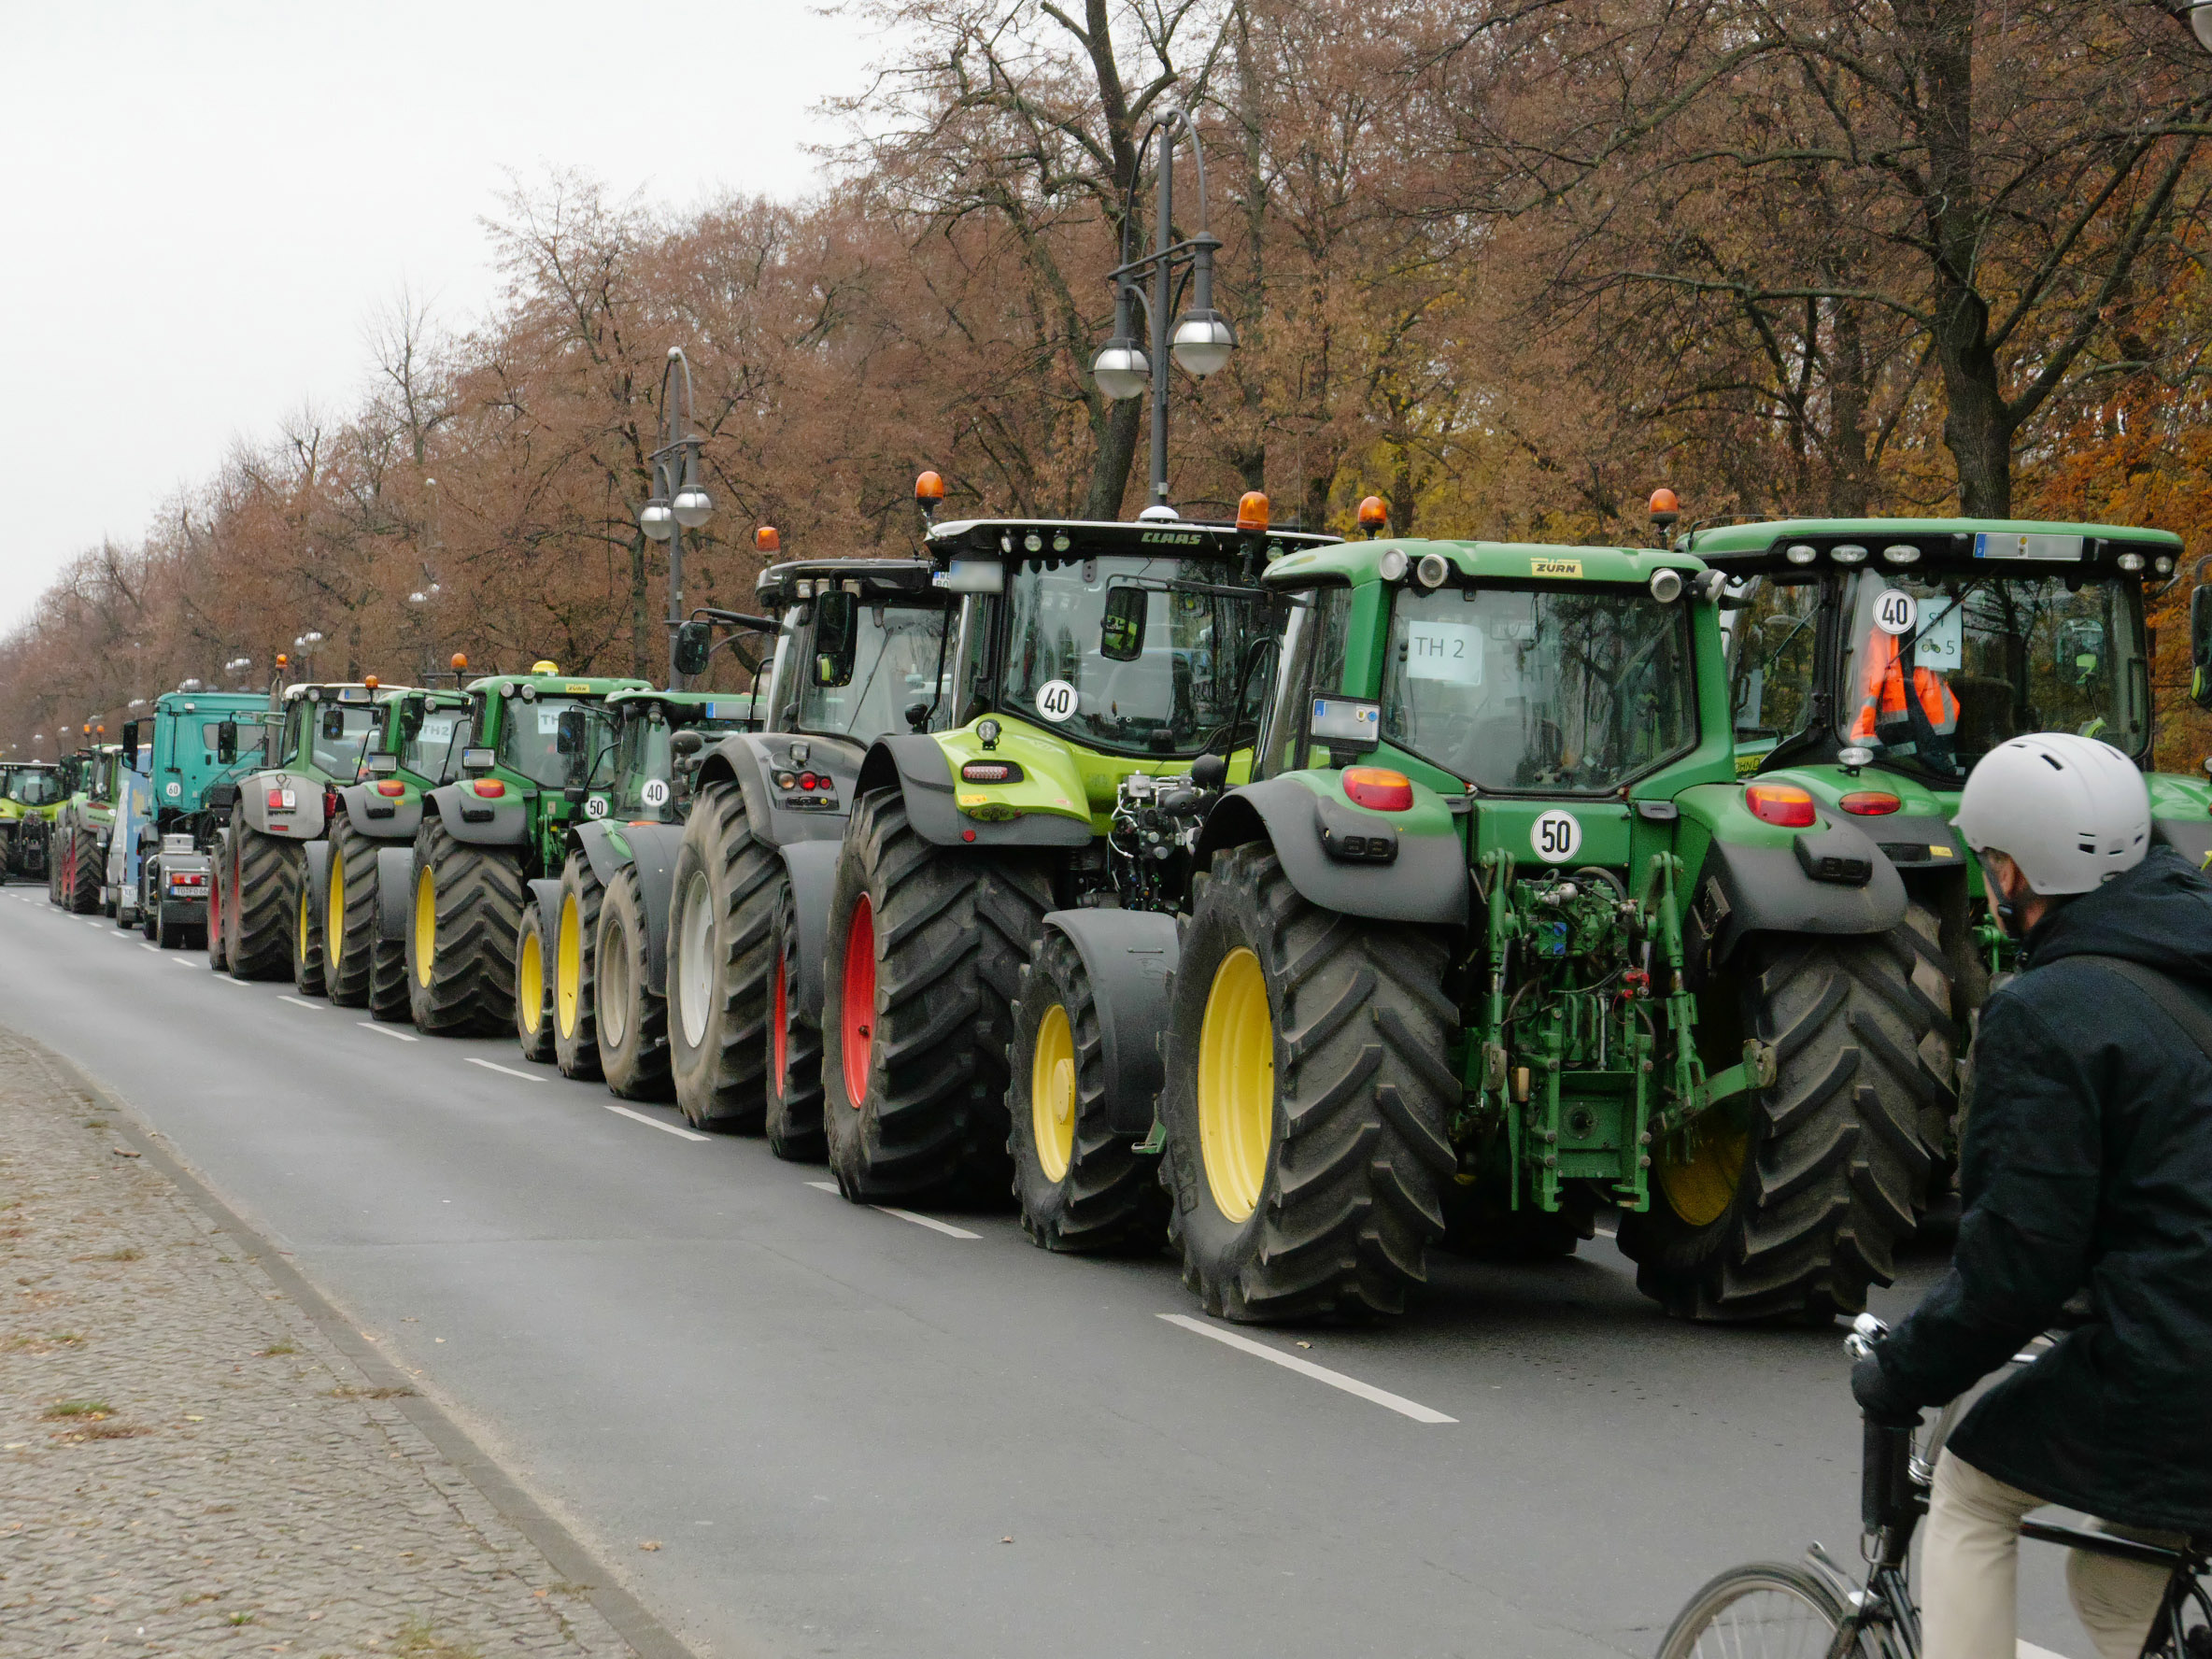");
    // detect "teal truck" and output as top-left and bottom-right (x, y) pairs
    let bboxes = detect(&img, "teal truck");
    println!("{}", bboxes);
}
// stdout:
(117, 685), (271, 947)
